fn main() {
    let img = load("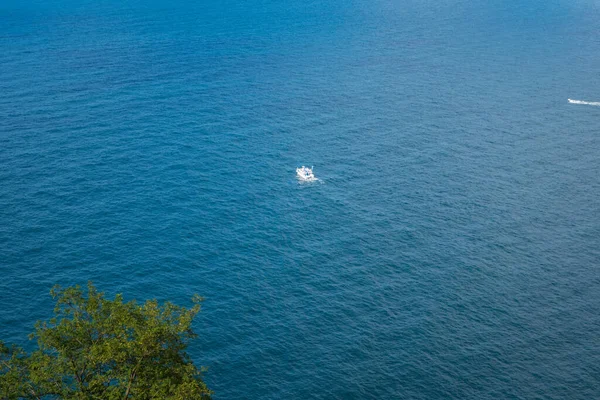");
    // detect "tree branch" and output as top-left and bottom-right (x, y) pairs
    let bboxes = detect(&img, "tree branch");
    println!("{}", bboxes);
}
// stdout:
(28, 387), (42, 400)
(123, 365), (139, 400)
